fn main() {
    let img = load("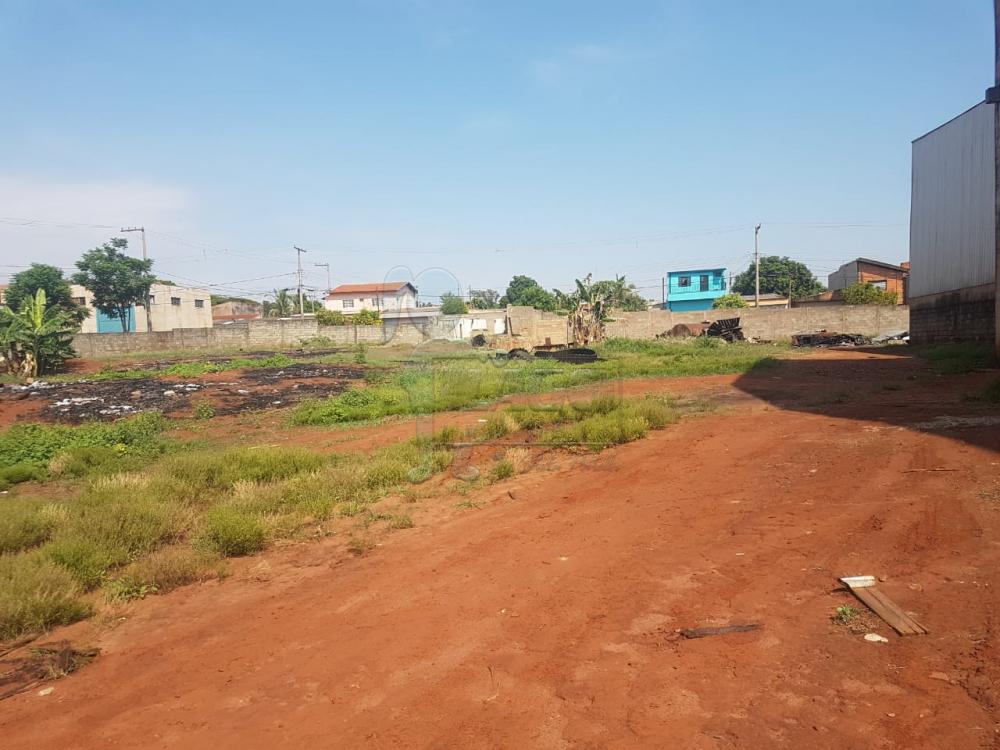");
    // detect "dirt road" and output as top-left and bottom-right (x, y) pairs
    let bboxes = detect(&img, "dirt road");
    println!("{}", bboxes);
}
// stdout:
(2, 350), (999, 748)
